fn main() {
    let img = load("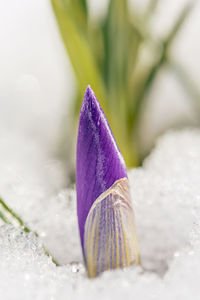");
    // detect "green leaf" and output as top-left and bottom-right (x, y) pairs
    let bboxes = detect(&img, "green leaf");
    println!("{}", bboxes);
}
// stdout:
(51, 0), (106, 110)
(77, 0), (87, 15)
